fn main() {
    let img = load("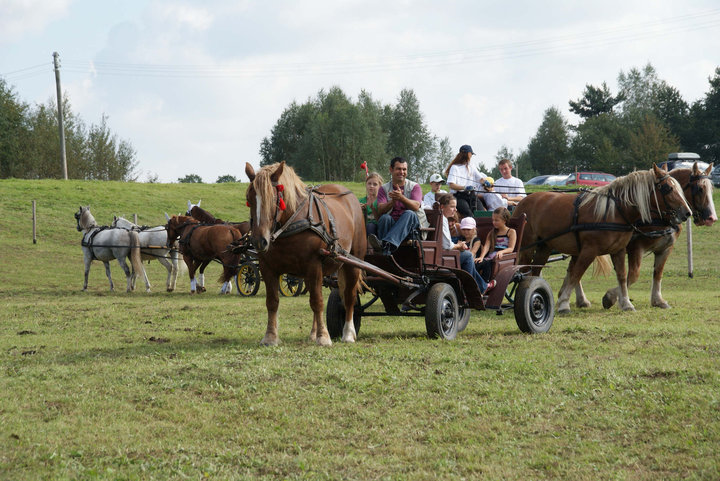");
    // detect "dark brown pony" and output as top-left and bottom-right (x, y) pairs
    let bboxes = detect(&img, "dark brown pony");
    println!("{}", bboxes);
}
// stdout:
(513, 165), (691, 314)
(600, 163), (716, 309)
(166, 215), (245, 294)
(187, 203), (250, 238)
(244, 161), (366, 346)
